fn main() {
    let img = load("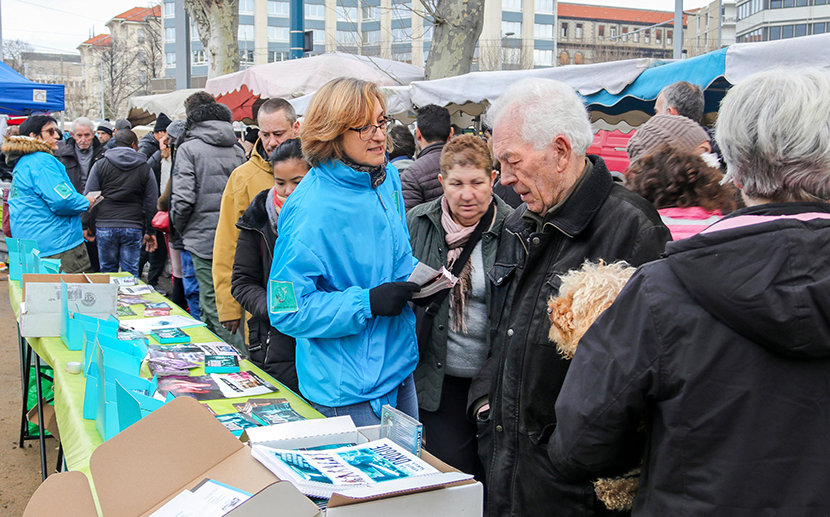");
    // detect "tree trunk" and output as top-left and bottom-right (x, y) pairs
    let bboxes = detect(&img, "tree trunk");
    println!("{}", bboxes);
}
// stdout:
(184, 0), (240, 78)
(423, 0), (485, 80)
